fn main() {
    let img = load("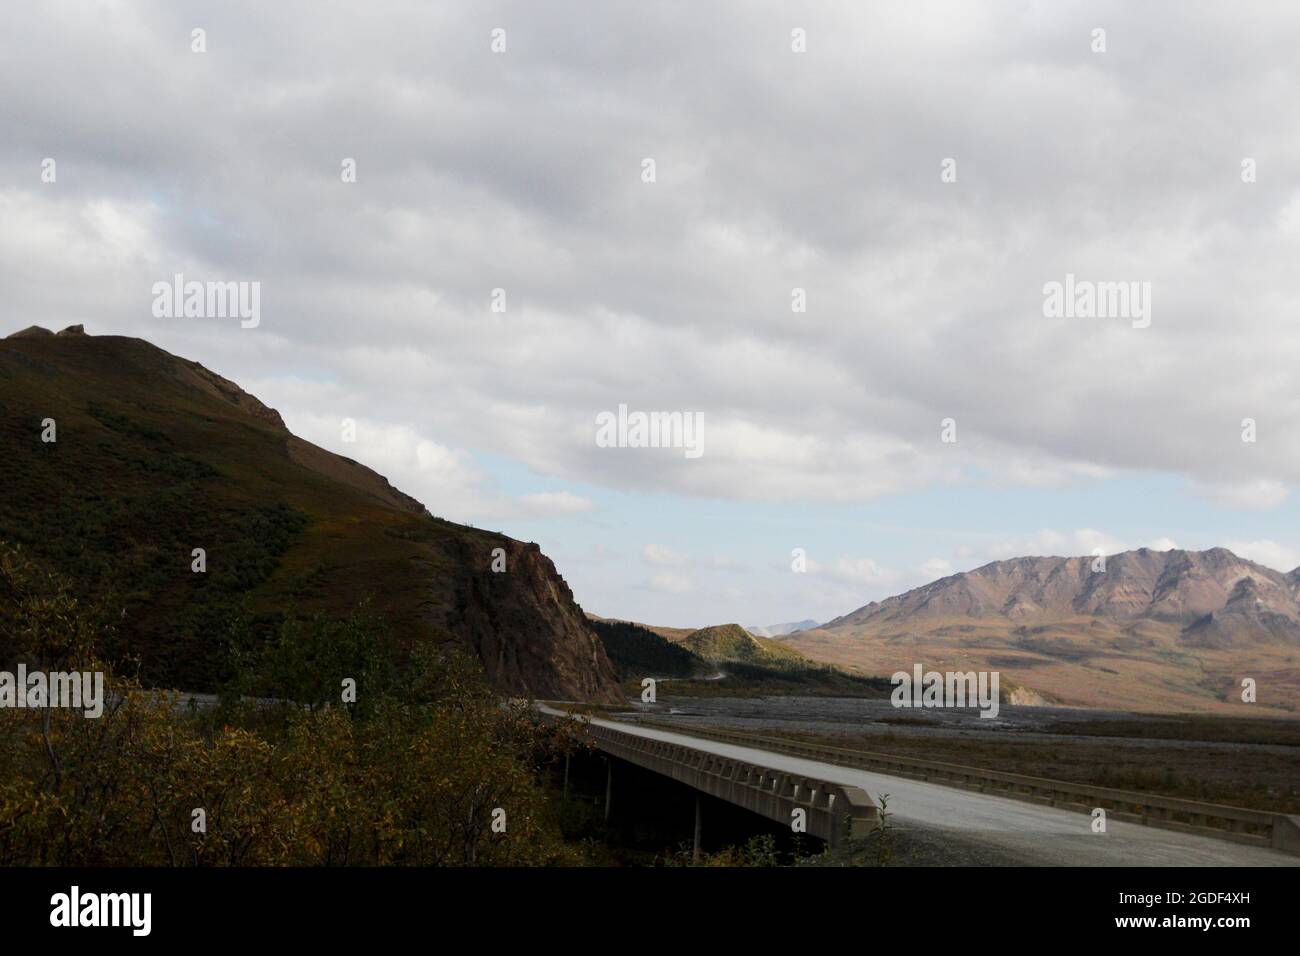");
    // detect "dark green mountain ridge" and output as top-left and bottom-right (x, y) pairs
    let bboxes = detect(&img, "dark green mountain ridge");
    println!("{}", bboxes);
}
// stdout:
(0, 325), (620, 702)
